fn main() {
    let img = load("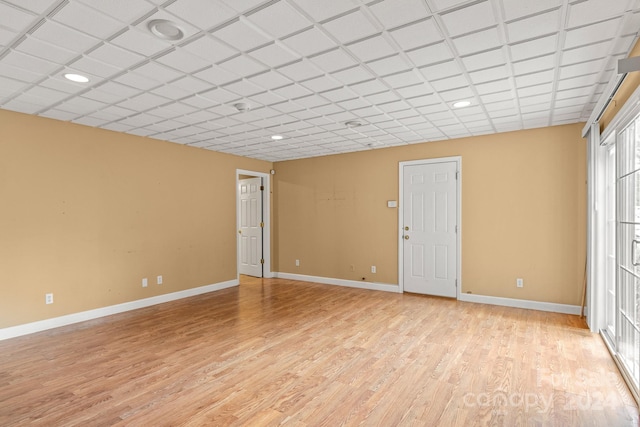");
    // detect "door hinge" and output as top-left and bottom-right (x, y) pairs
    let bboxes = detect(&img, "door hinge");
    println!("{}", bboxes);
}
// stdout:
(455, 225), (458, 233)
(260, 222), (264, 228)
(260, 185), (264, 191)
(455, 171), (459, 180)
(455, 279), (458, 288)
(260, 259), (265, 264)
